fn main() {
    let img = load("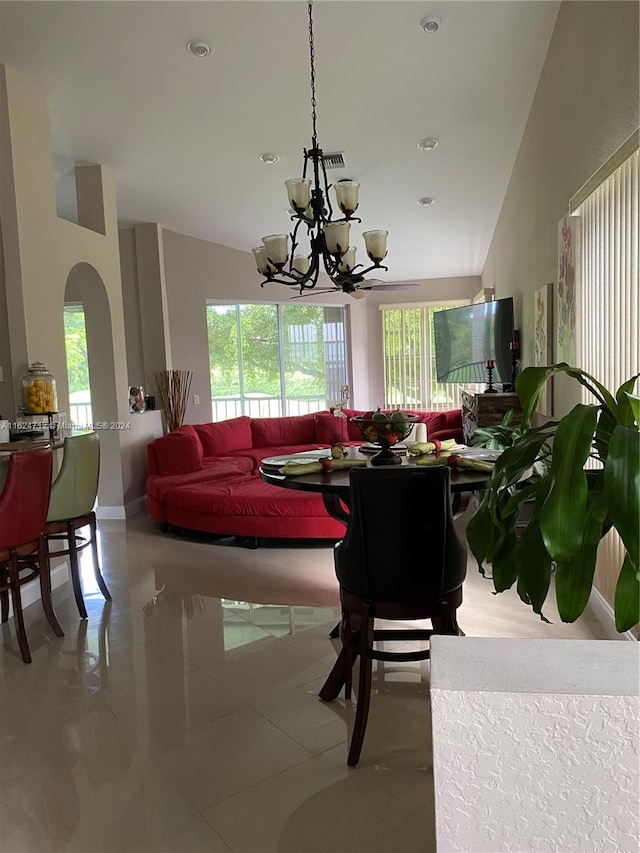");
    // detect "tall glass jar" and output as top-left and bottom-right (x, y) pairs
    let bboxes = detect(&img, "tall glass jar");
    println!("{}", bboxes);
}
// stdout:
(22, 361), (58, 414)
